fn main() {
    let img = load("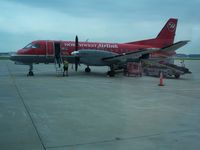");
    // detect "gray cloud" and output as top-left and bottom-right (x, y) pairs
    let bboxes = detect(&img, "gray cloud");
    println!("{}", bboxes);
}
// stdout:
(11, 0), (199, 21)
(1, 0), (200, 54)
